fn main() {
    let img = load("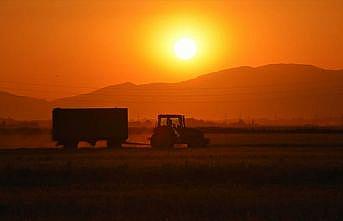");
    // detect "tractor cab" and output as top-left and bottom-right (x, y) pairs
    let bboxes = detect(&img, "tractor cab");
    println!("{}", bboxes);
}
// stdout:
(157, 114), (185, 128)
(151, 114), (209, 148)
